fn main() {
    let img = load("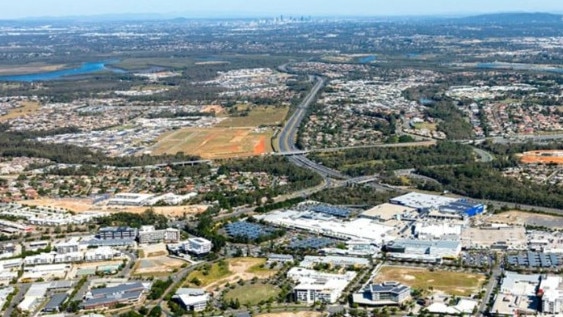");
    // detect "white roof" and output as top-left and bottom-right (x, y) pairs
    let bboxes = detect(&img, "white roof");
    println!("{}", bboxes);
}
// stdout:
(390, 192), (457, 209)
